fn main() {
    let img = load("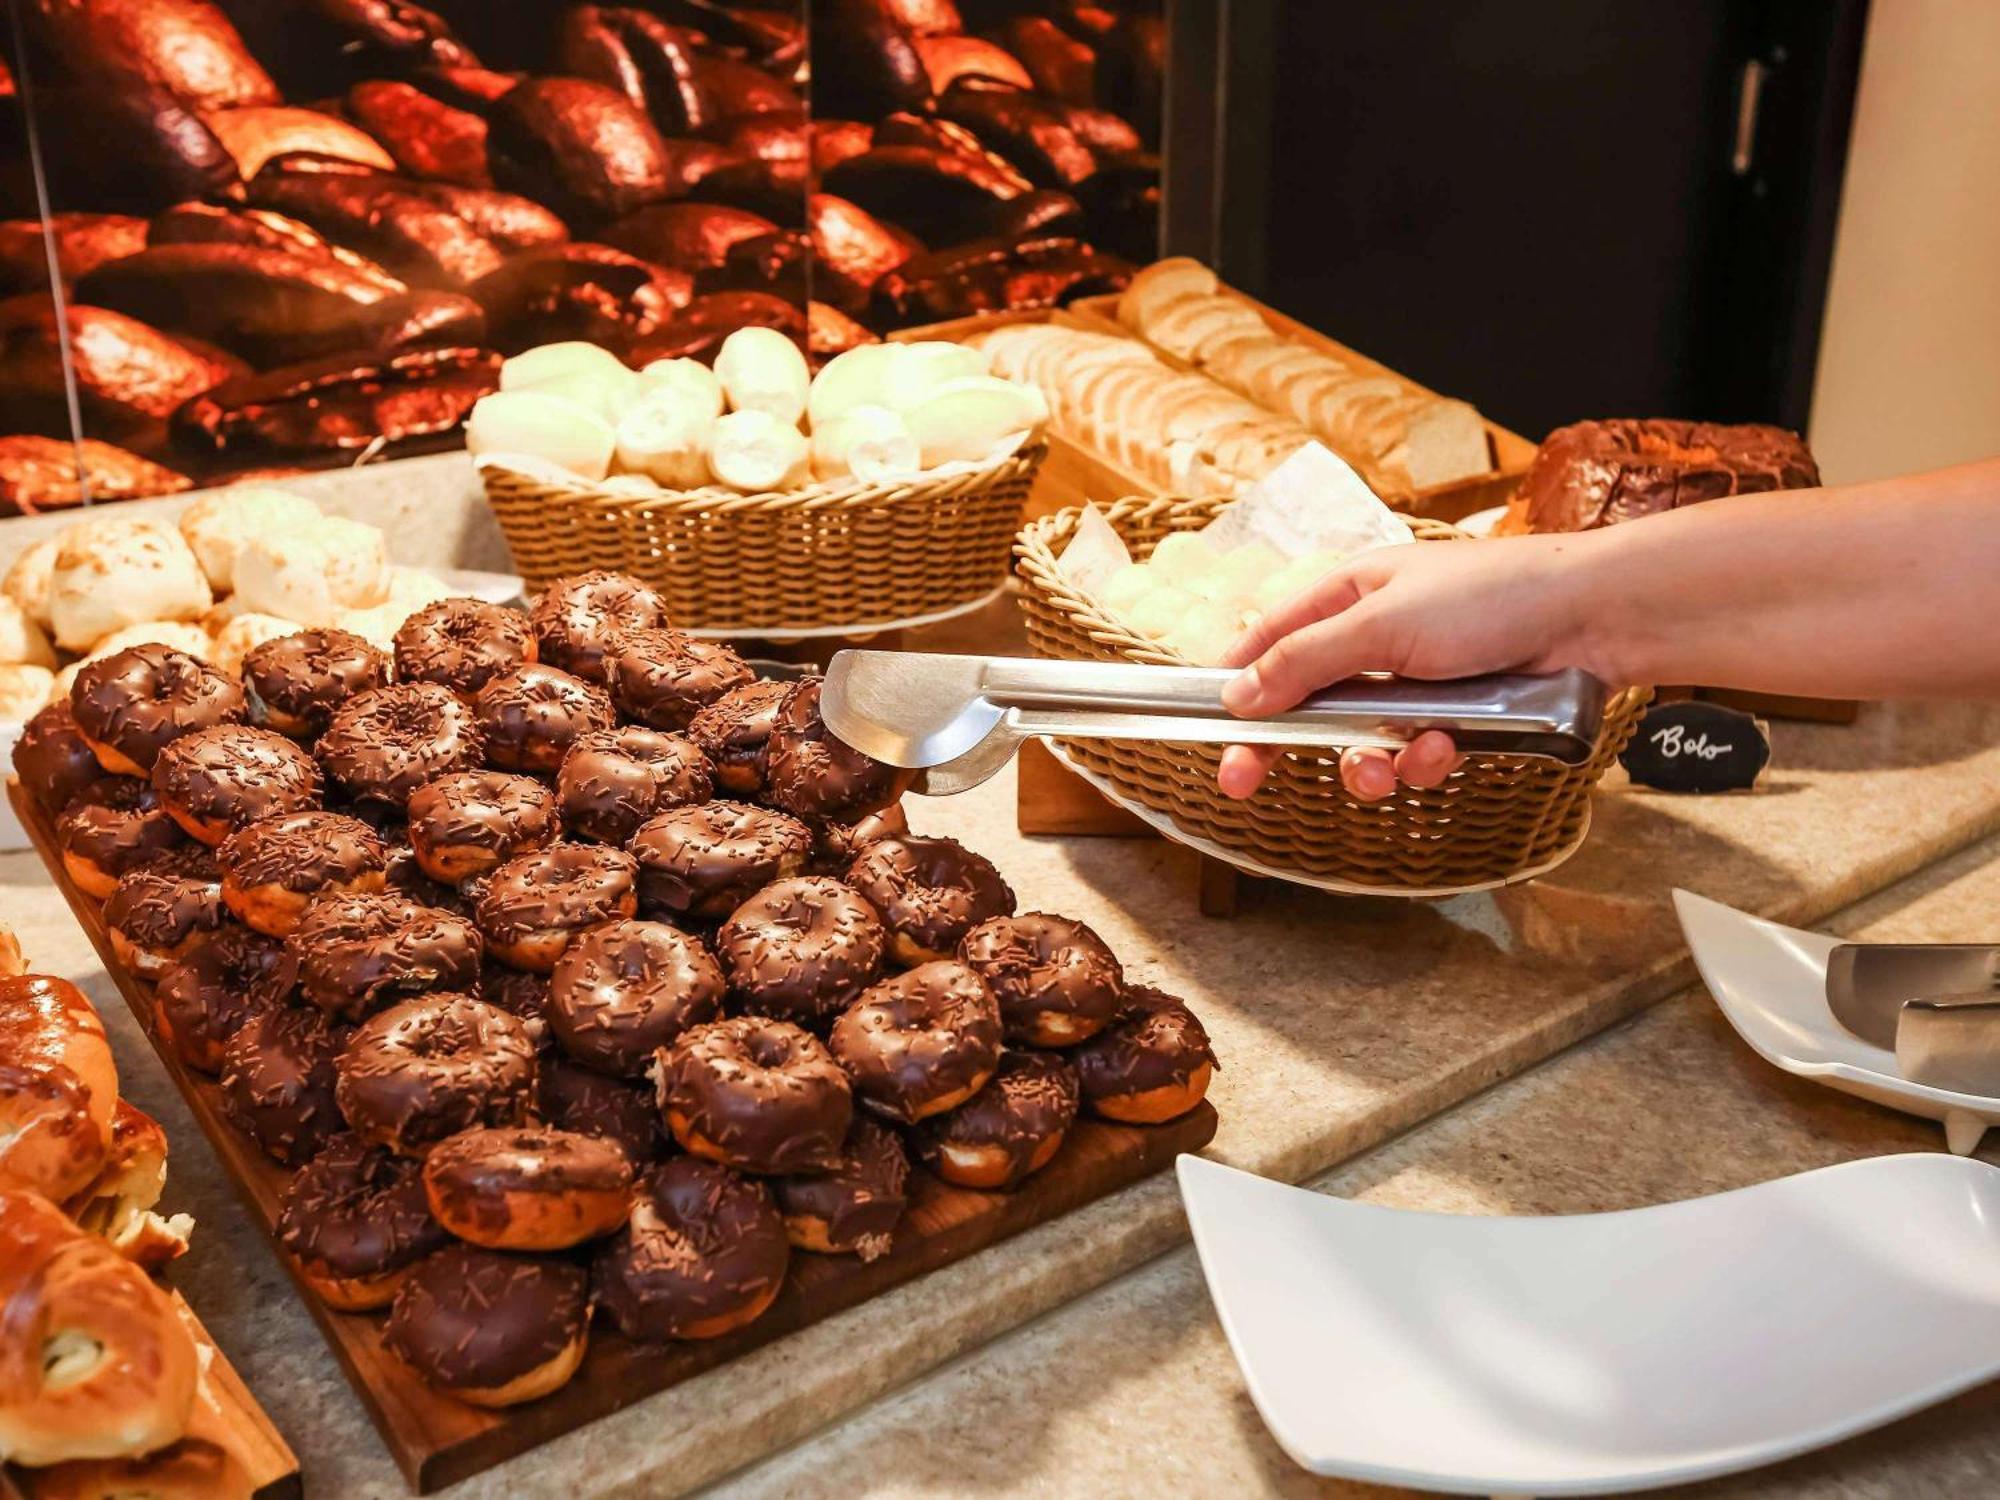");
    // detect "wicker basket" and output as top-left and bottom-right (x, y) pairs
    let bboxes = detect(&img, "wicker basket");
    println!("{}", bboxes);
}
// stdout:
(1014, 494), (1651, 894)
(481, 444), (1046, 635)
